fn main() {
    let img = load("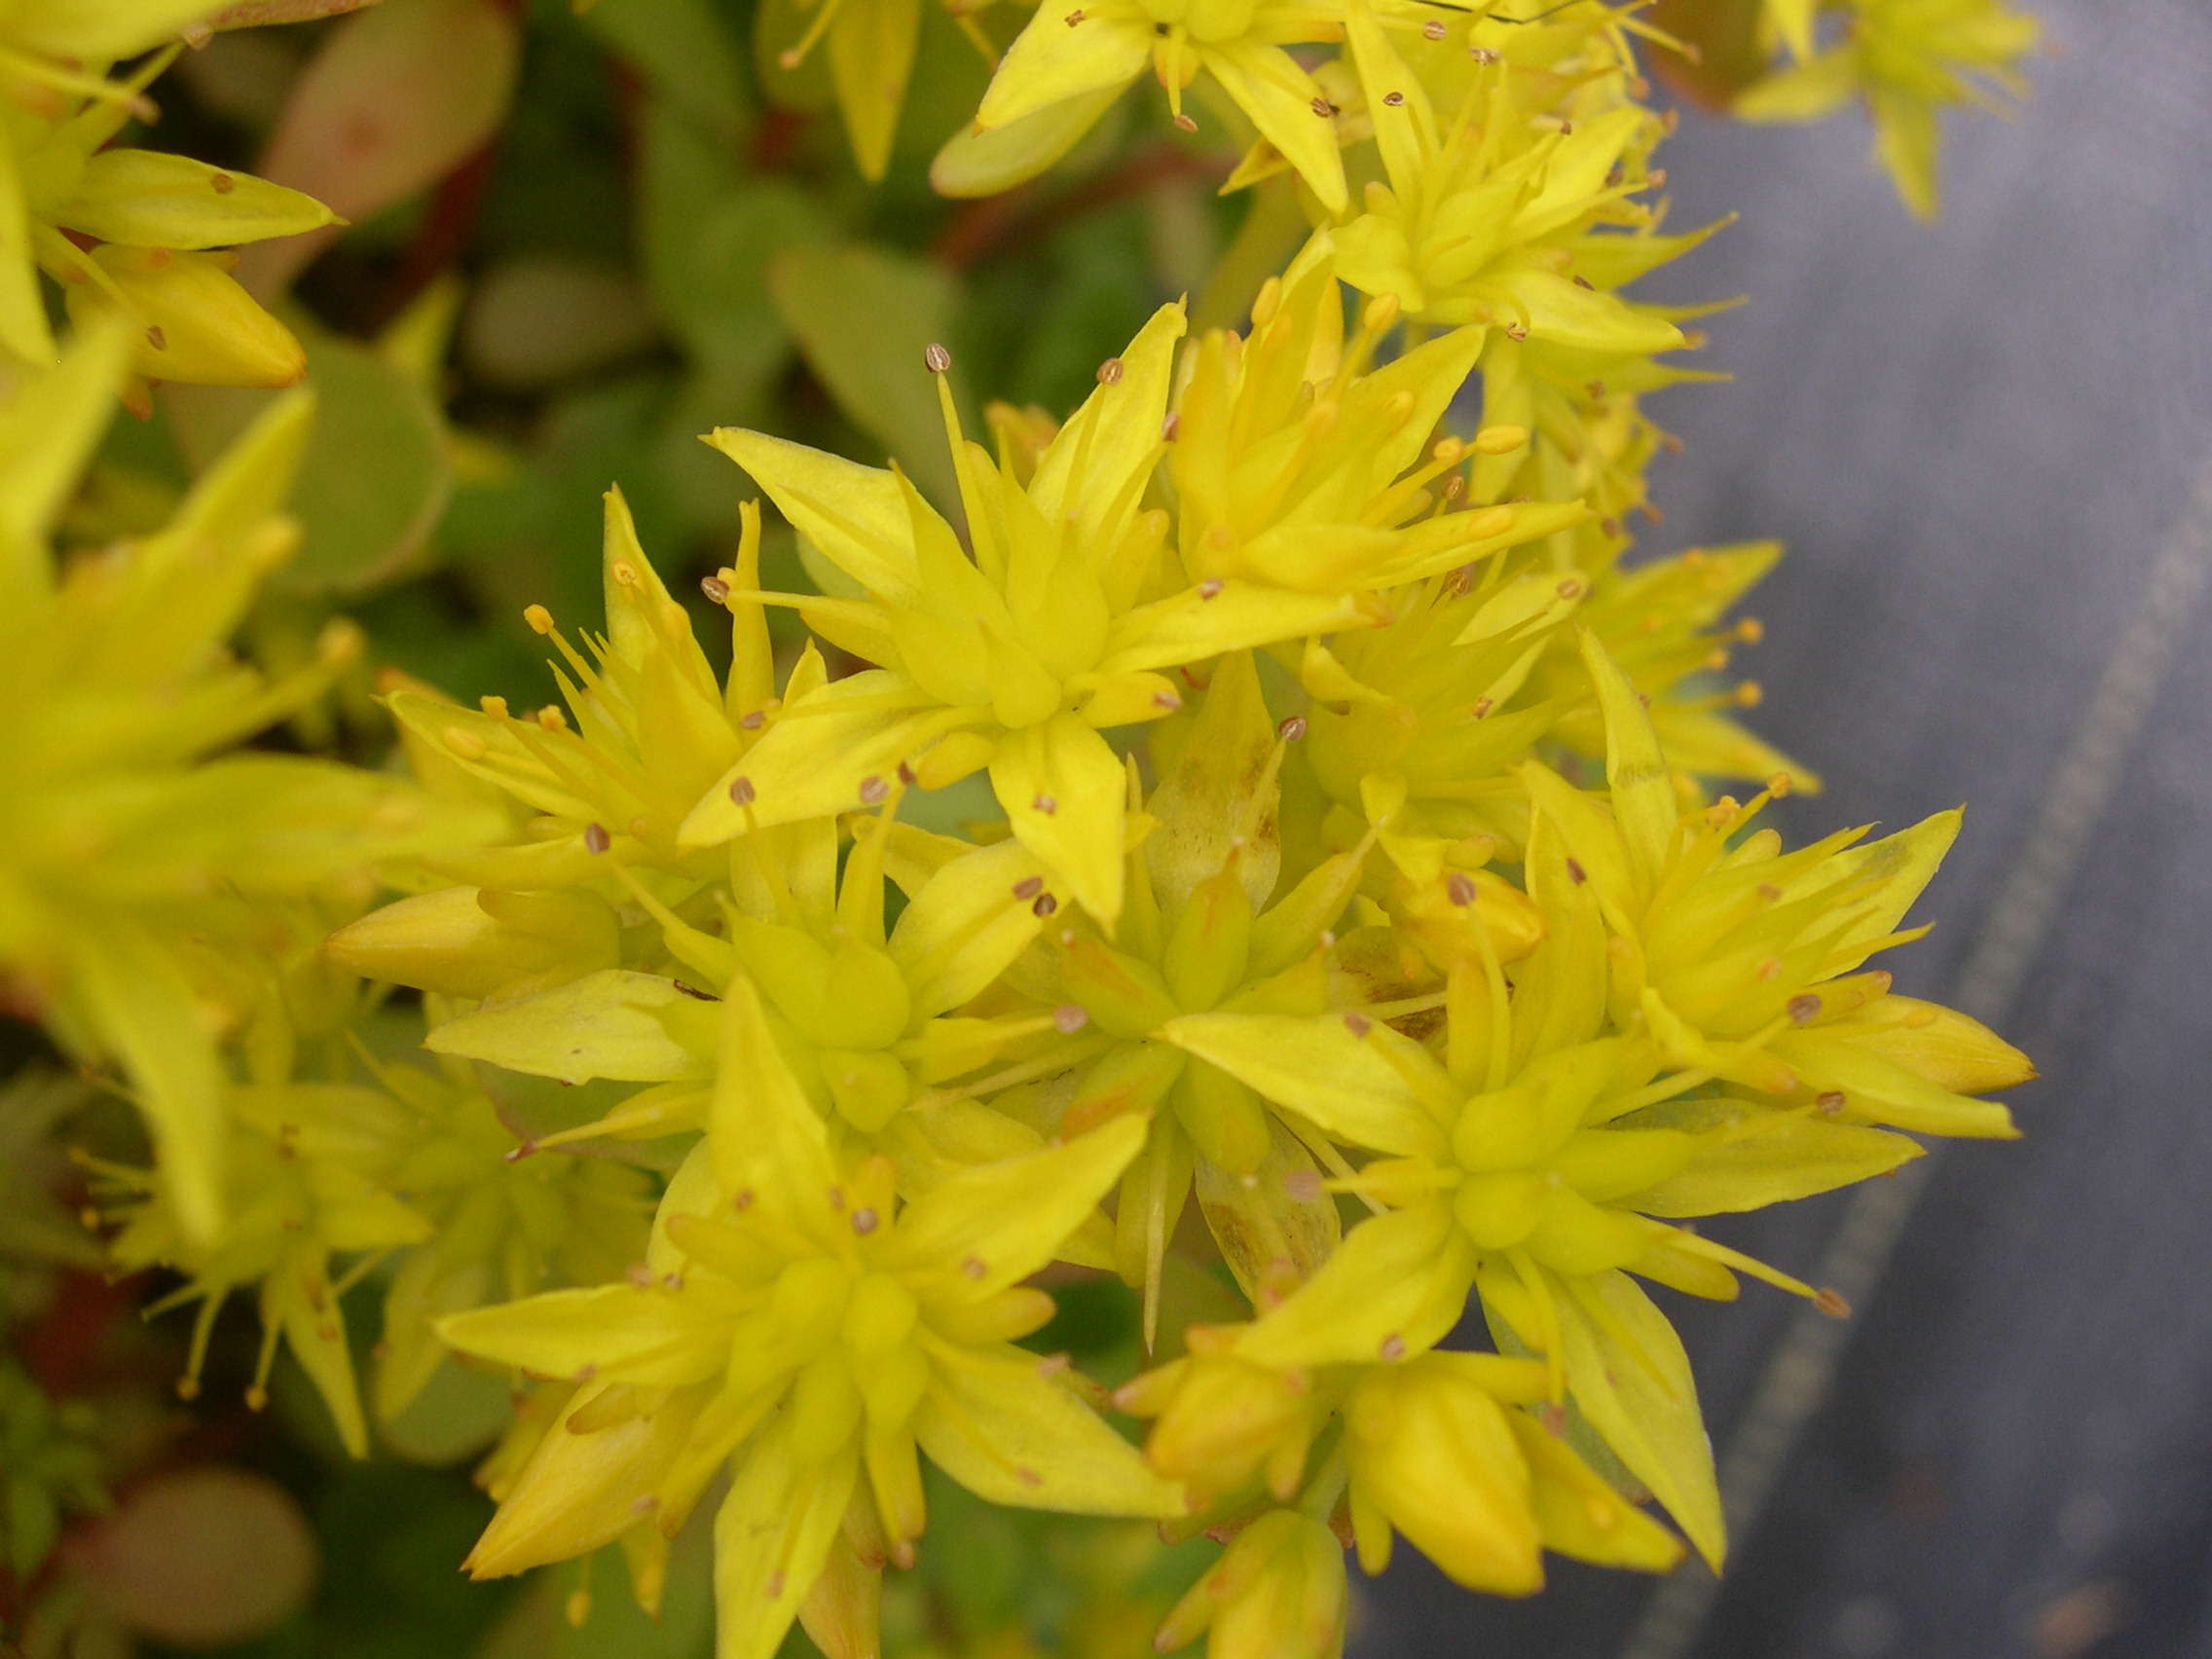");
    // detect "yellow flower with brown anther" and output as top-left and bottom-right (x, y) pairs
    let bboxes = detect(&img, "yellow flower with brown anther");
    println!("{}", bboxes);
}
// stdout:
(0, 325), (501, 1246)
(88, 1078), (437, 1457)
(1124, 1334), (1681, 1607)
(963, 0), (1353, 209)
(354, 1029), (654, 1423)
(436, 1054), (1180, 1659)
(1, 28), (338, 381)
(1738, 0), (2041, 219)
(421, 784), (1088, 1186)
(1168, 240), (1587, 597)
(1529, 630), (2024, 1136)
(1153, 1507), (1346, 1659)
(1297, 549), (1591, 877)
(1535, 540), (1819, 793)
(379, 488), (780, 900)
(1000, 652), (1367, 1341)
(694, 309), (1365, 926)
